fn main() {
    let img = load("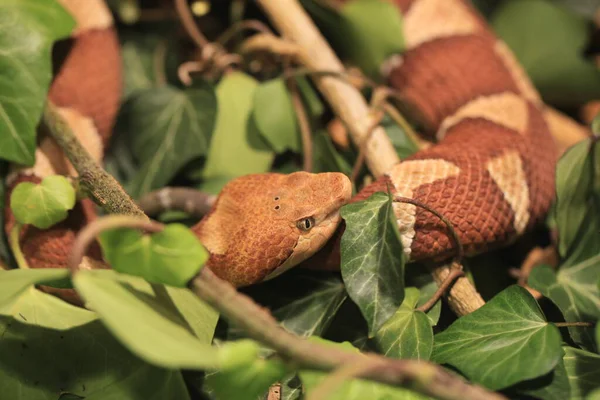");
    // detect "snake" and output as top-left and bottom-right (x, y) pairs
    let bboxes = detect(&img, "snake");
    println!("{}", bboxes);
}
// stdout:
(3, 0), (570, 301)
